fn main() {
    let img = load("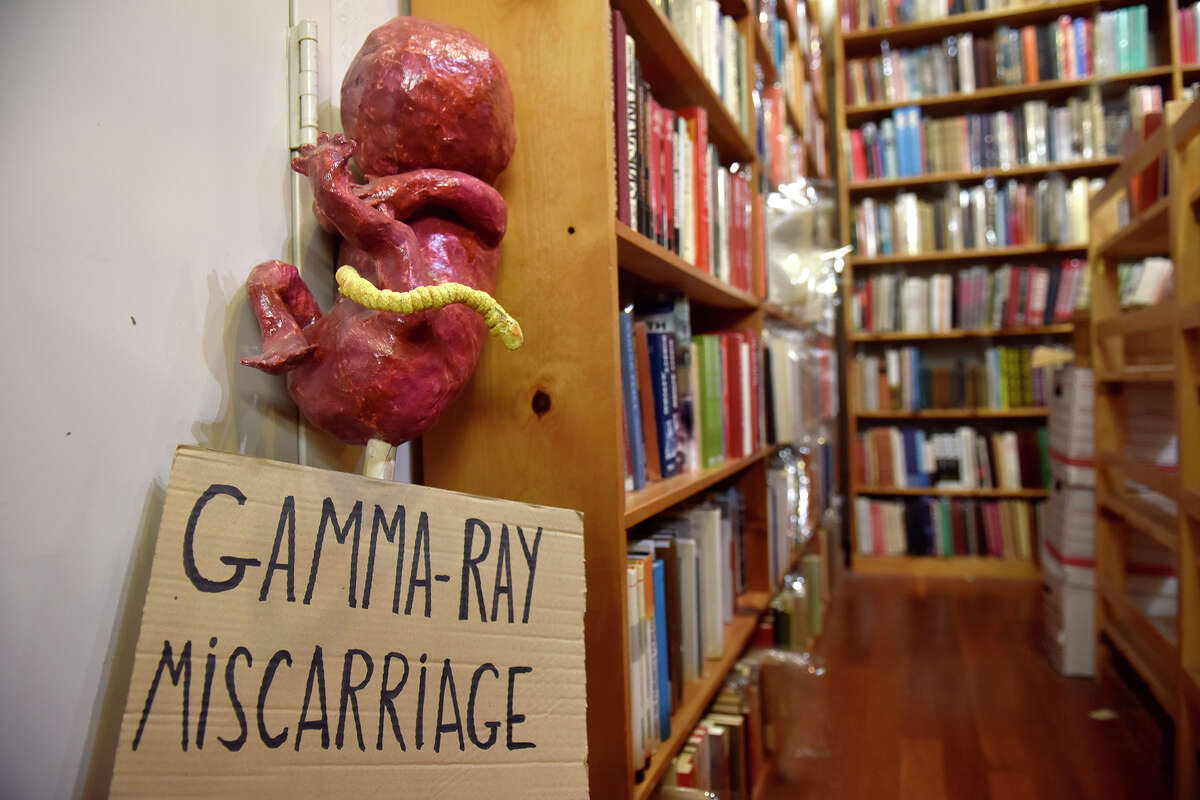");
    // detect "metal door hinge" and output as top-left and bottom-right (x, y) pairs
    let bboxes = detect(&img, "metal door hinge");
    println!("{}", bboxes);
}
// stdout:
(288, 20), (318, 149)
